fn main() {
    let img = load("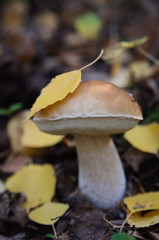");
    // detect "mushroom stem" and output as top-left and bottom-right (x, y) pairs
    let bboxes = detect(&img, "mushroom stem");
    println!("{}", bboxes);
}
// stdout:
(74, 134), (126, 209)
